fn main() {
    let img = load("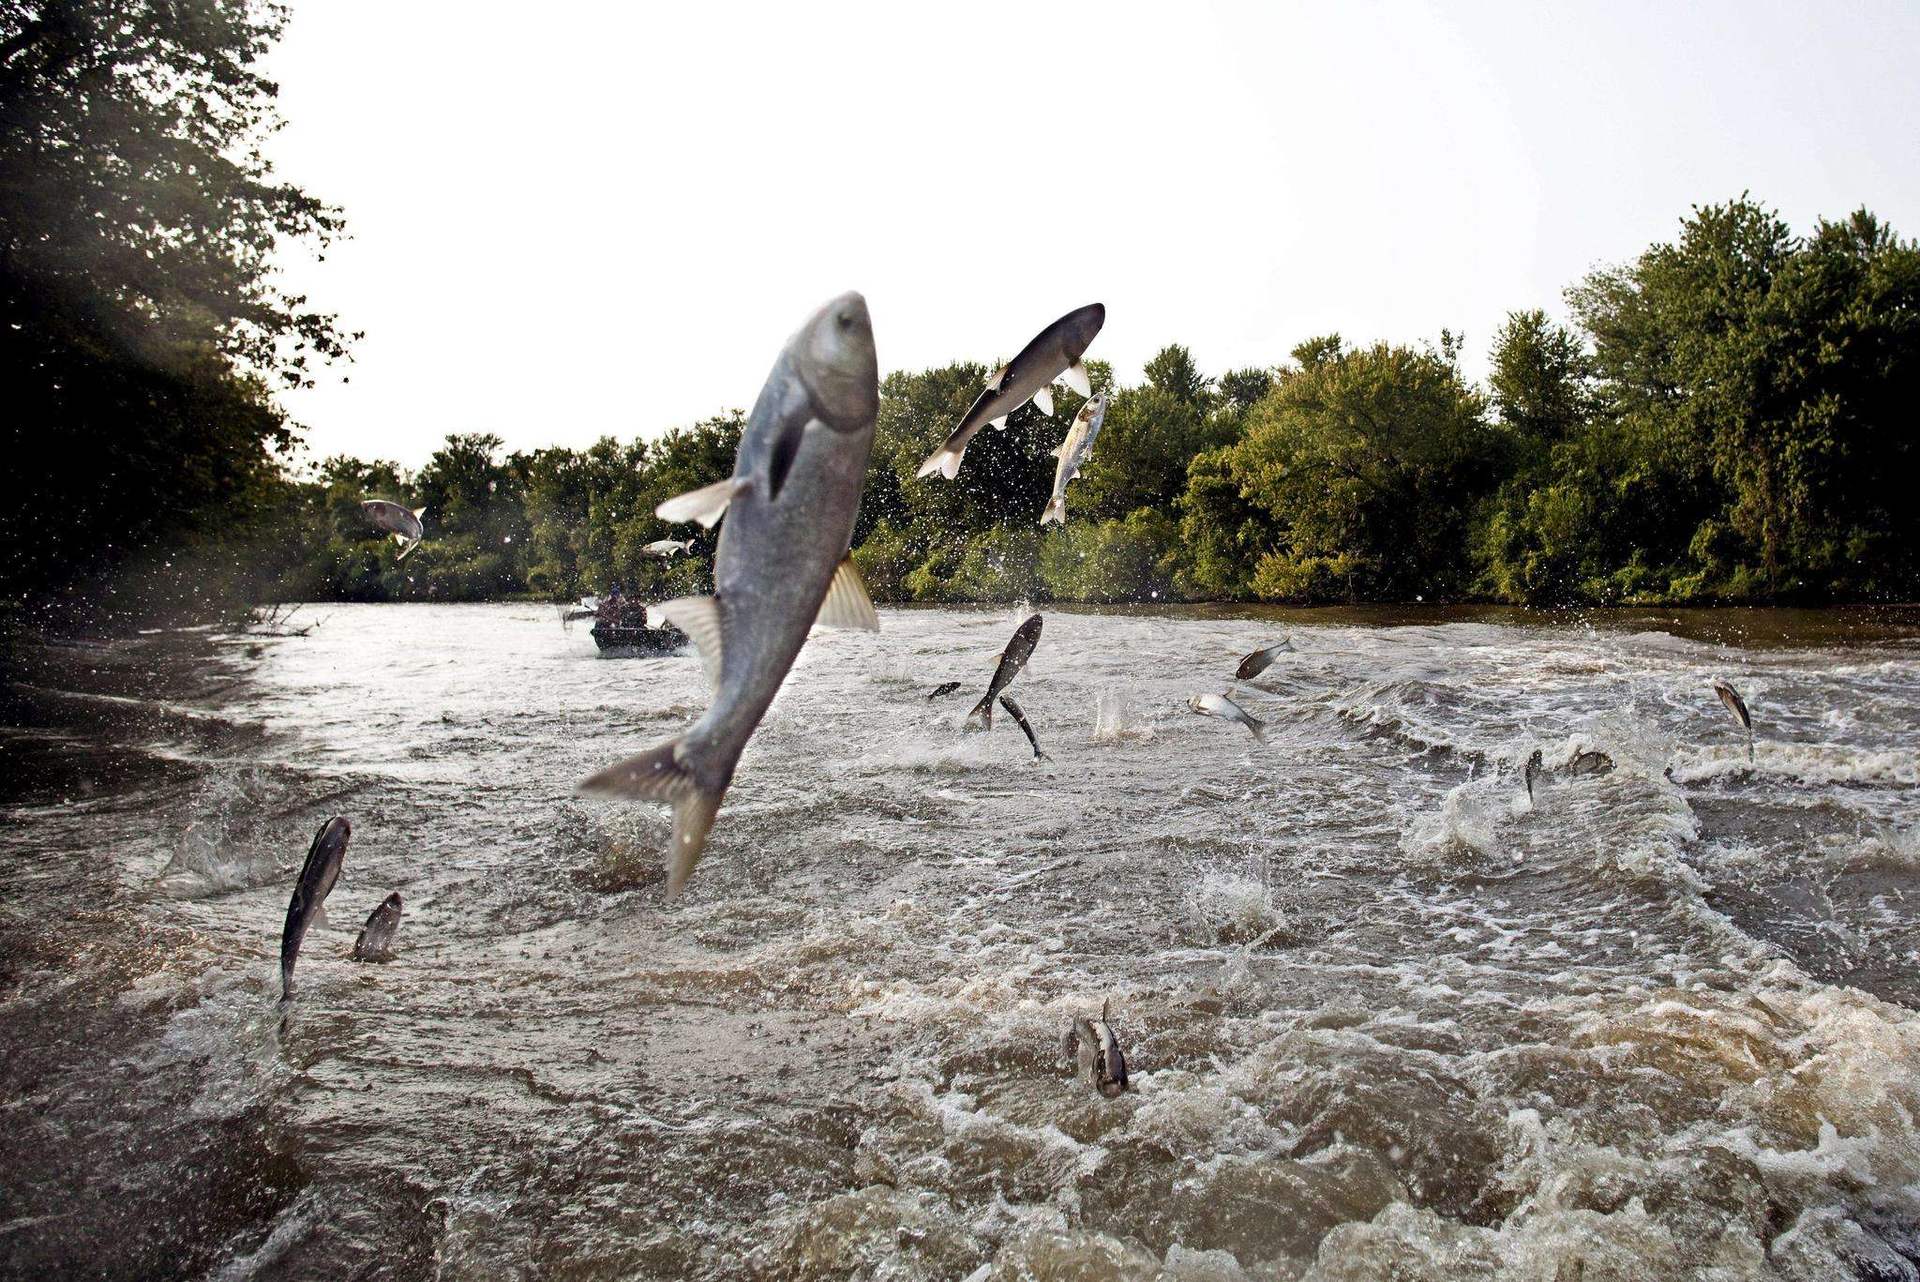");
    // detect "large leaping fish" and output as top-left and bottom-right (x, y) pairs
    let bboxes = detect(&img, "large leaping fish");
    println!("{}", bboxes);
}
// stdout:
(1189, 692), (1266, 743)
(1040, 393), (1108, 525)
(360, 500), (427, 561)
(578, 293), (881, 897)
(1712, 680), (1753, 762)
(1064, 1000), (1129, 1097)
(280, 817), (350, 1000)
(917, 304), (1105, 481)
(967, 614), (1043, 730)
